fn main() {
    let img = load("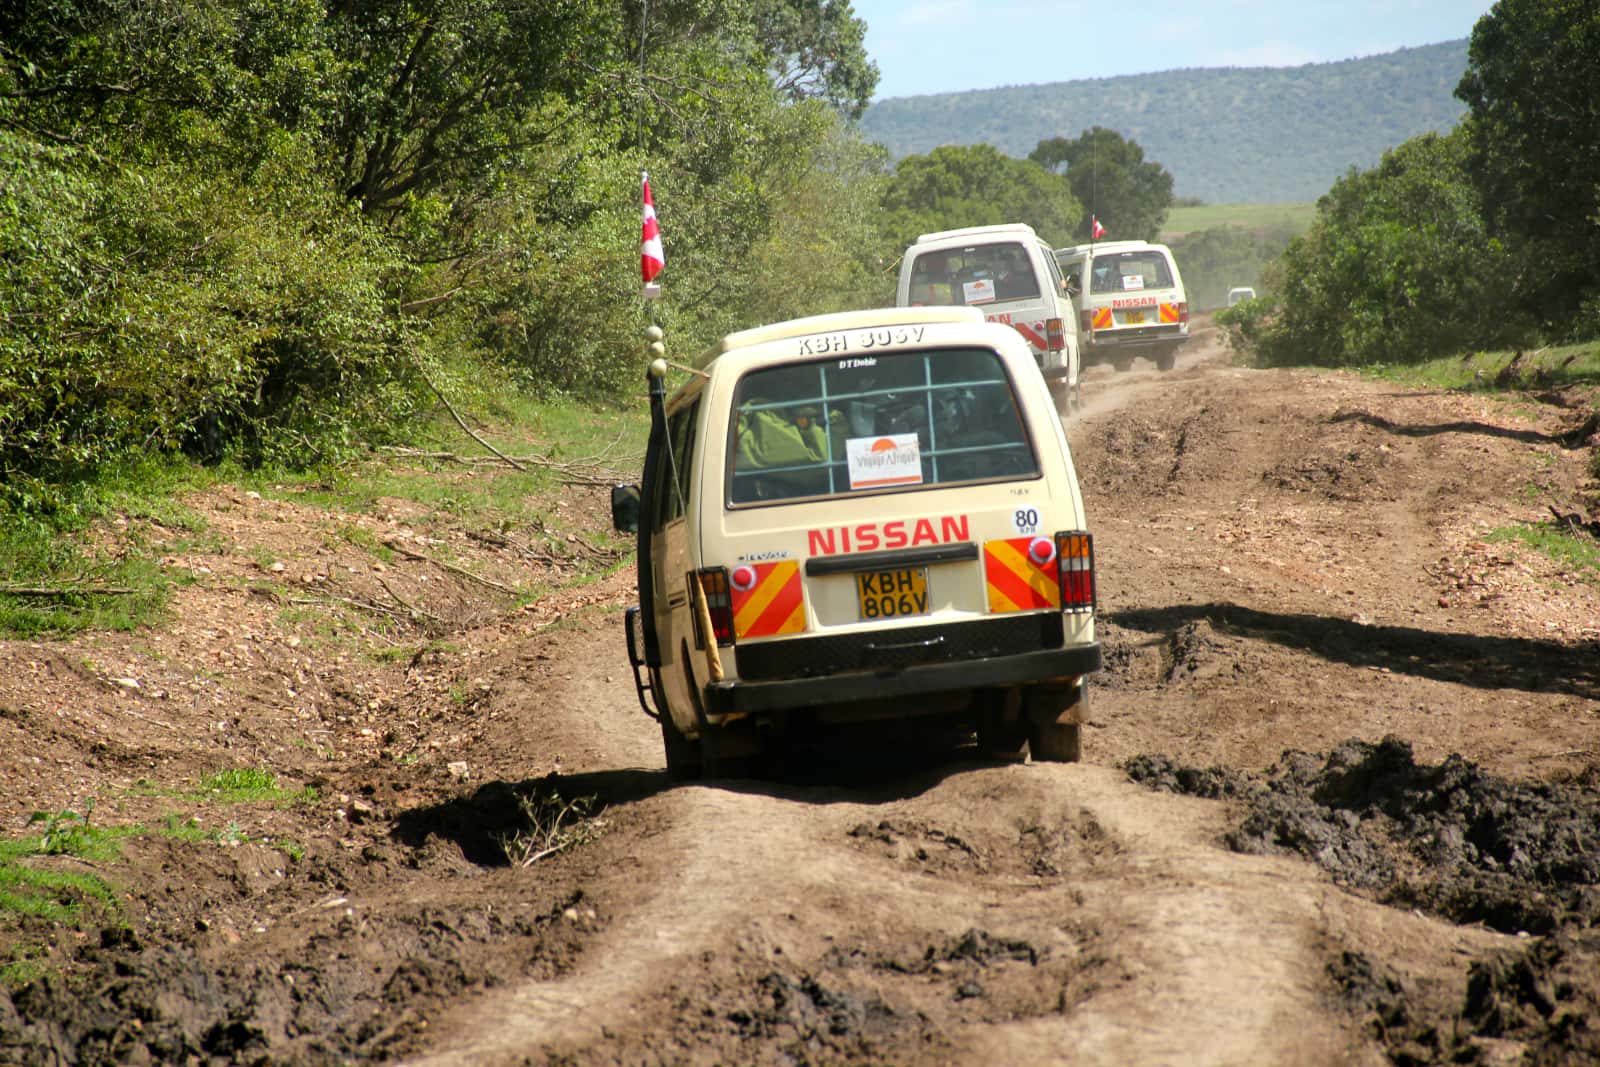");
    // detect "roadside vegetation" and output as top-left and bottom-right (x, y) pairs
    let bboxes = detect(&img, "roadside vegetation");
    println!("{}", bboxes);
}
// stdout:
(0, 771), (313, 963)
(2, 0), (1596, 616)
(1219, 0), (1600, 369)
